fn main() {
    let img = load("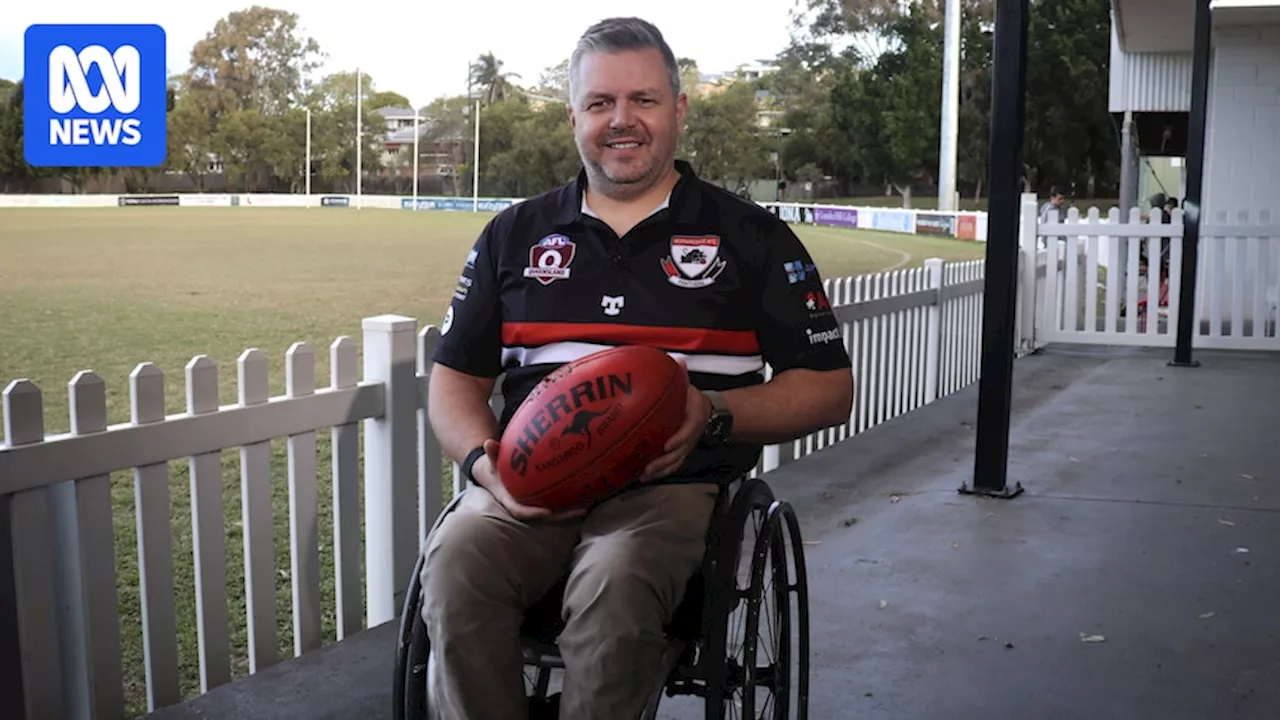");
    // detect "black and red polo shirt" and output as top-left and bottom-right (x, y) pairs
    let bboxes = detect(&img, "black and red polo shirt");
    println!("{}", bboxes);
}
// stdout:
(433, 160), (852, 482)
